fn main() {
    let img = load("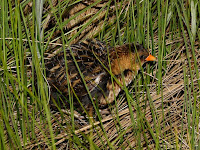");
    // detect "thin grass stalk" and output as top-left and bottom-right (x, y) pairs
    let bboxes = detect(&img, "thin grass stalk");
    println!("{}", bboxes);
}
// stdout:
(1, 0), (22, 148)
(0, 102), (6, 149)
(47, 0), (113, 148)
(35, 0), (44, 59)
(114, 0), (122, 45)
(157, 0), (162, 95)
(182, 0), (200, 90)
(177, 1), (196, 91)
(160, 0), (169, 147)
(58, 0), (76, 134)
(99, 0), (112, 40)
(183, 62), (192, 149)
(175, 5), (199, 145)
(17, 3), (28, 144)
(134, 74), (143, 149)
(47, 0), (86, 131)
(29, 0), (55, 148)
(54, 0), (77, 145)
(191, 92), (197, 149)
